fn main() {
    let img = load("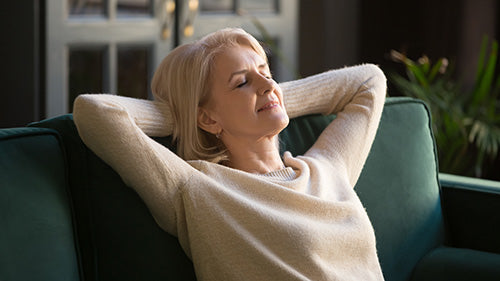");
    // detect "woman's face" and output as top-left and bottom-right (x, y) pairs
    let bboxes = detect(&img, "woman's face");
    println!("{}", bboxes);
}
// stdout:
(200, 45), (289, 141)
